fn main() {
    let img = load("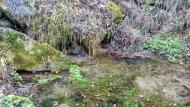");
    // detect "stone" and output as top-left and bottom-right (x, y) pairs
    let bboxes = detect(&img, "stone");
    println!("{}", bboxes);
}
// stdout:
(0, 27), (63, 71)
(0, 0), (34, 28)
